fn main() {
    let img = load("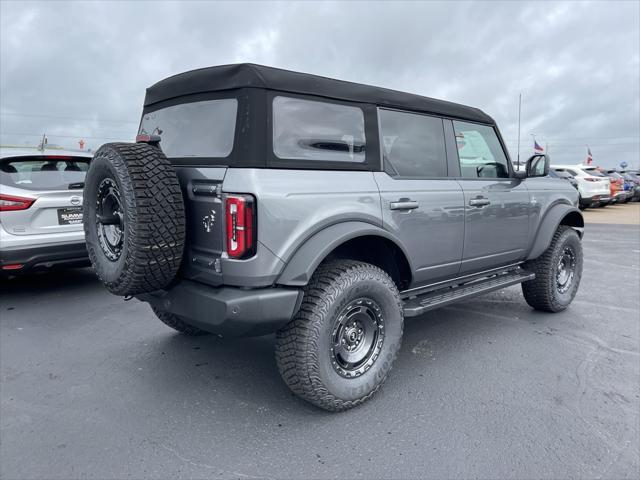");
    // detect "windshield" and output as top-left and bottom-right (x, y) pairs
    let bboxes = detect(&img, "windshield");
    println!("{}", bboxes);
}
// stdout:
(139, 98), (238, 158)
(0, 156), (89, 191)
